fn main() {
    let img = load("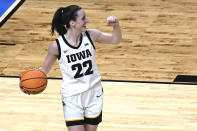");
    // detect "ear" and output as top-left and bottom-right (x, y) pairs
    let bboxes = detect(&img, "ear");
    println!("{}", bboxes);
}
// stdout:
(69, 20), (75, 27)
